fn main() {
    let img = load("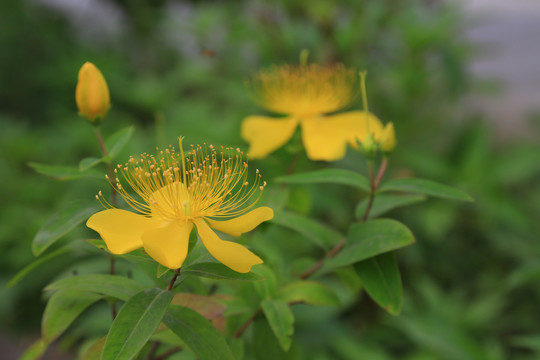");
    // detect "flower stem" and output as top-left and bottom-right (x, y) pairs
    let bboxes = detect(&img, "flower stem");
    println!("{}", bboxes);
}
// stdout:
(167, 268), (181, 291)
(94, 125), (118, 319)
